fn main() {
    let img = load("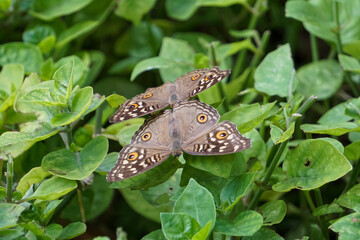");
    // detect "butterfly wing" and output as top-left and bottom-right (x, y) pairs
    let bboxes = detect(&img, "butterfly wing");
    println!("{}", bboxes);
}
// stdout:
(109, 82), (173, 123)
(106, 145), (172, 181)
(181, 120), (251, 155)
(107, 109), (173, 181)
(172, 100), (220, 142)
(174, 66), (231, 101)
